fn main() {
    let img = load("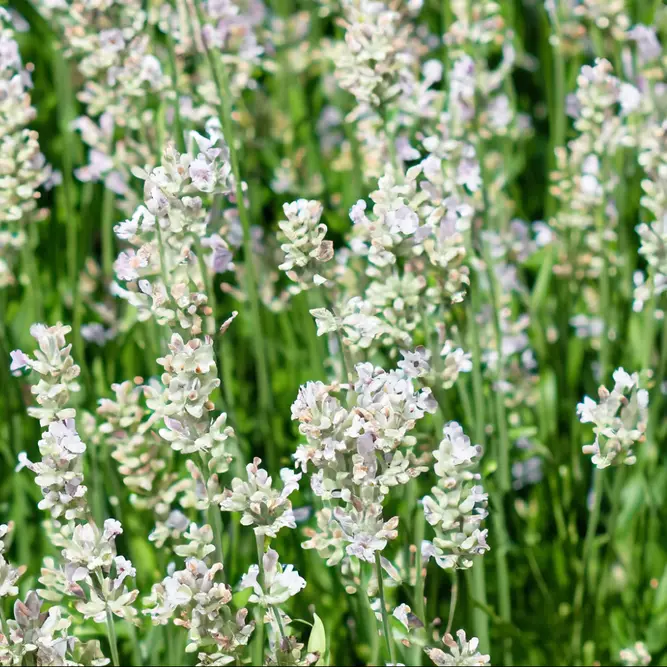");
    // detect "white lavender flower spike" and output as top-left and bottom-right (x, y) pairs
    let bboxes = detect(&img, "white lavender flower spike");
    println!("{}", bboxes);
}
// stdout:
(422, 422), (490, 570)
(425, 629), (491, 666)
(577, 368), (649, 469)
